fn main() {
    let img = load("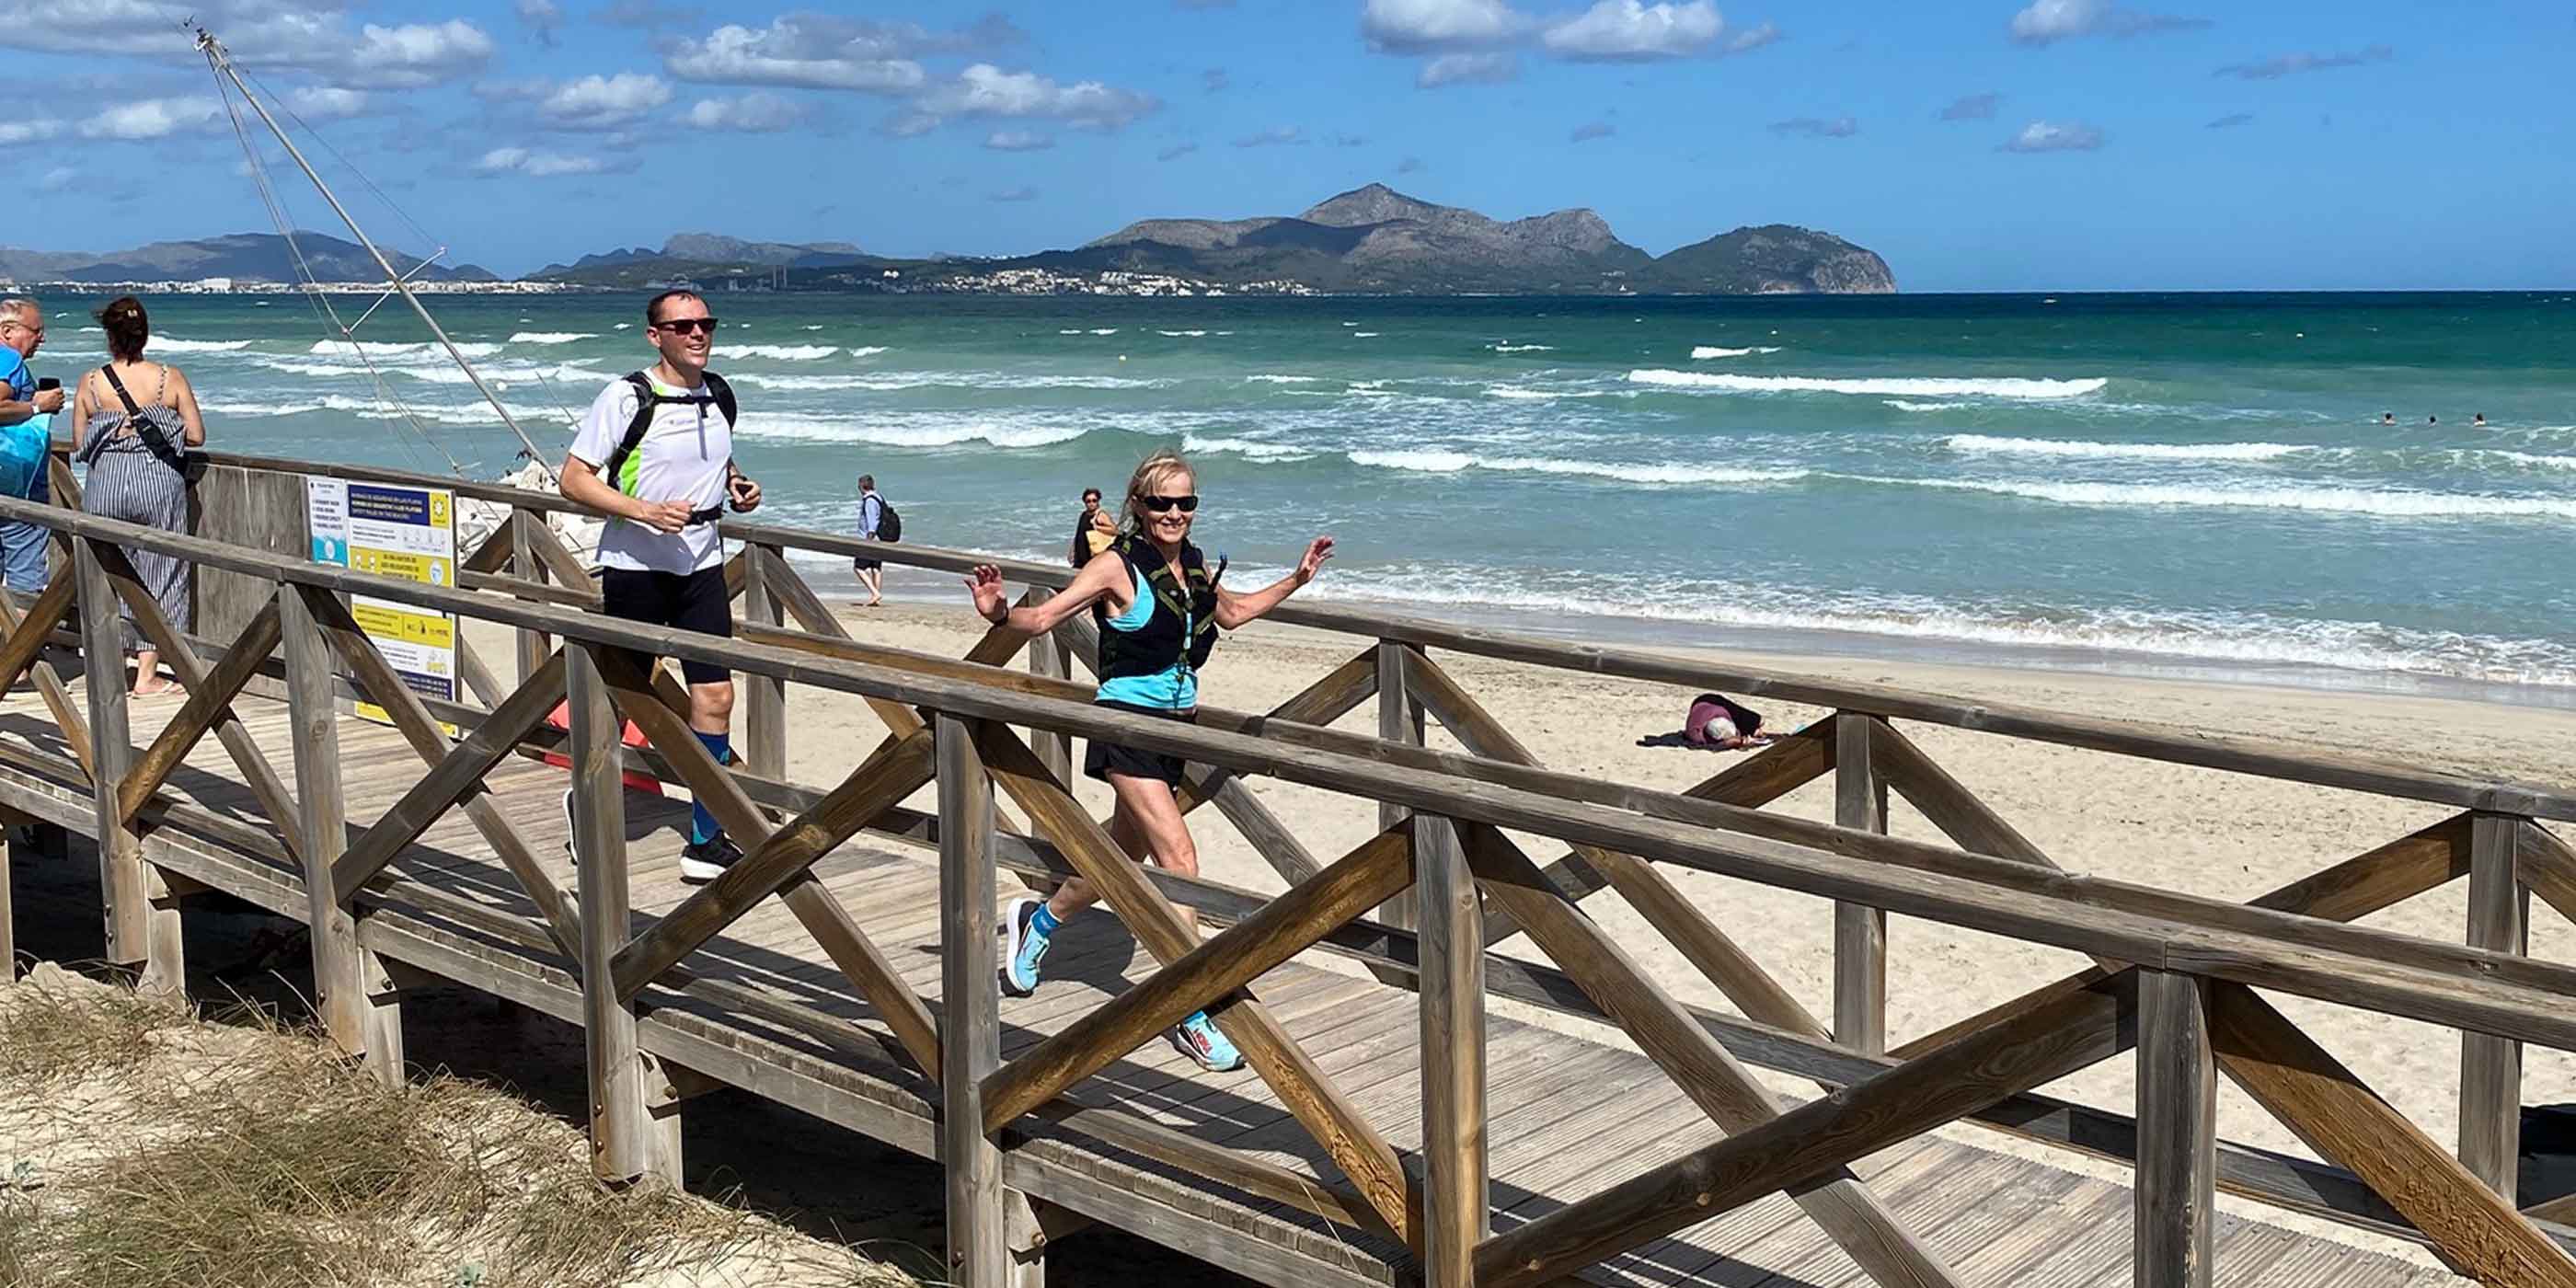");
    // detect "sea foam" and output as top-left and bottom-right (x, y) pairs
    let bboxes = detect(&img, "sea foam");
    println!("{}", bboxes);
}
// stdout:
(1689, 345), (1782, 359)
(1349, 449), (1805, 486)
(712, 343), (837, 361)
(1874, 476), (2576, 520)
(508, 331), (596, 344)
(1943, 434), (2306, 463)
(148, 337), (257, 352)
(1630, 370), (2109, 399)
